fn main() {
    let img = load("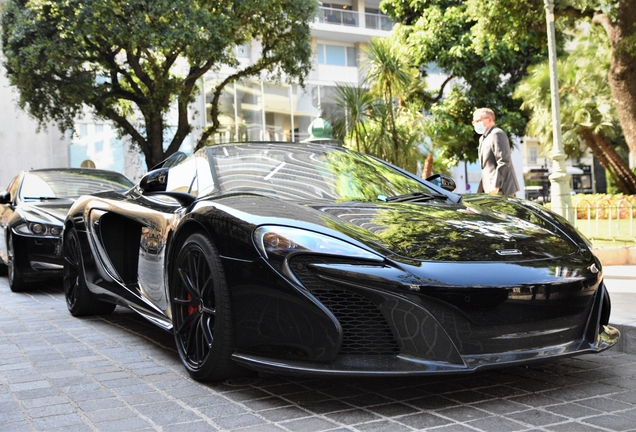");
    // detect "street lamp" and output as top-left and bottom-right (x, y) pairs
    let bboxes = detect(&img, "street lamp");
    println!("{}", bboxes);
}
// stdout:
(544, 0), (573, 223)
